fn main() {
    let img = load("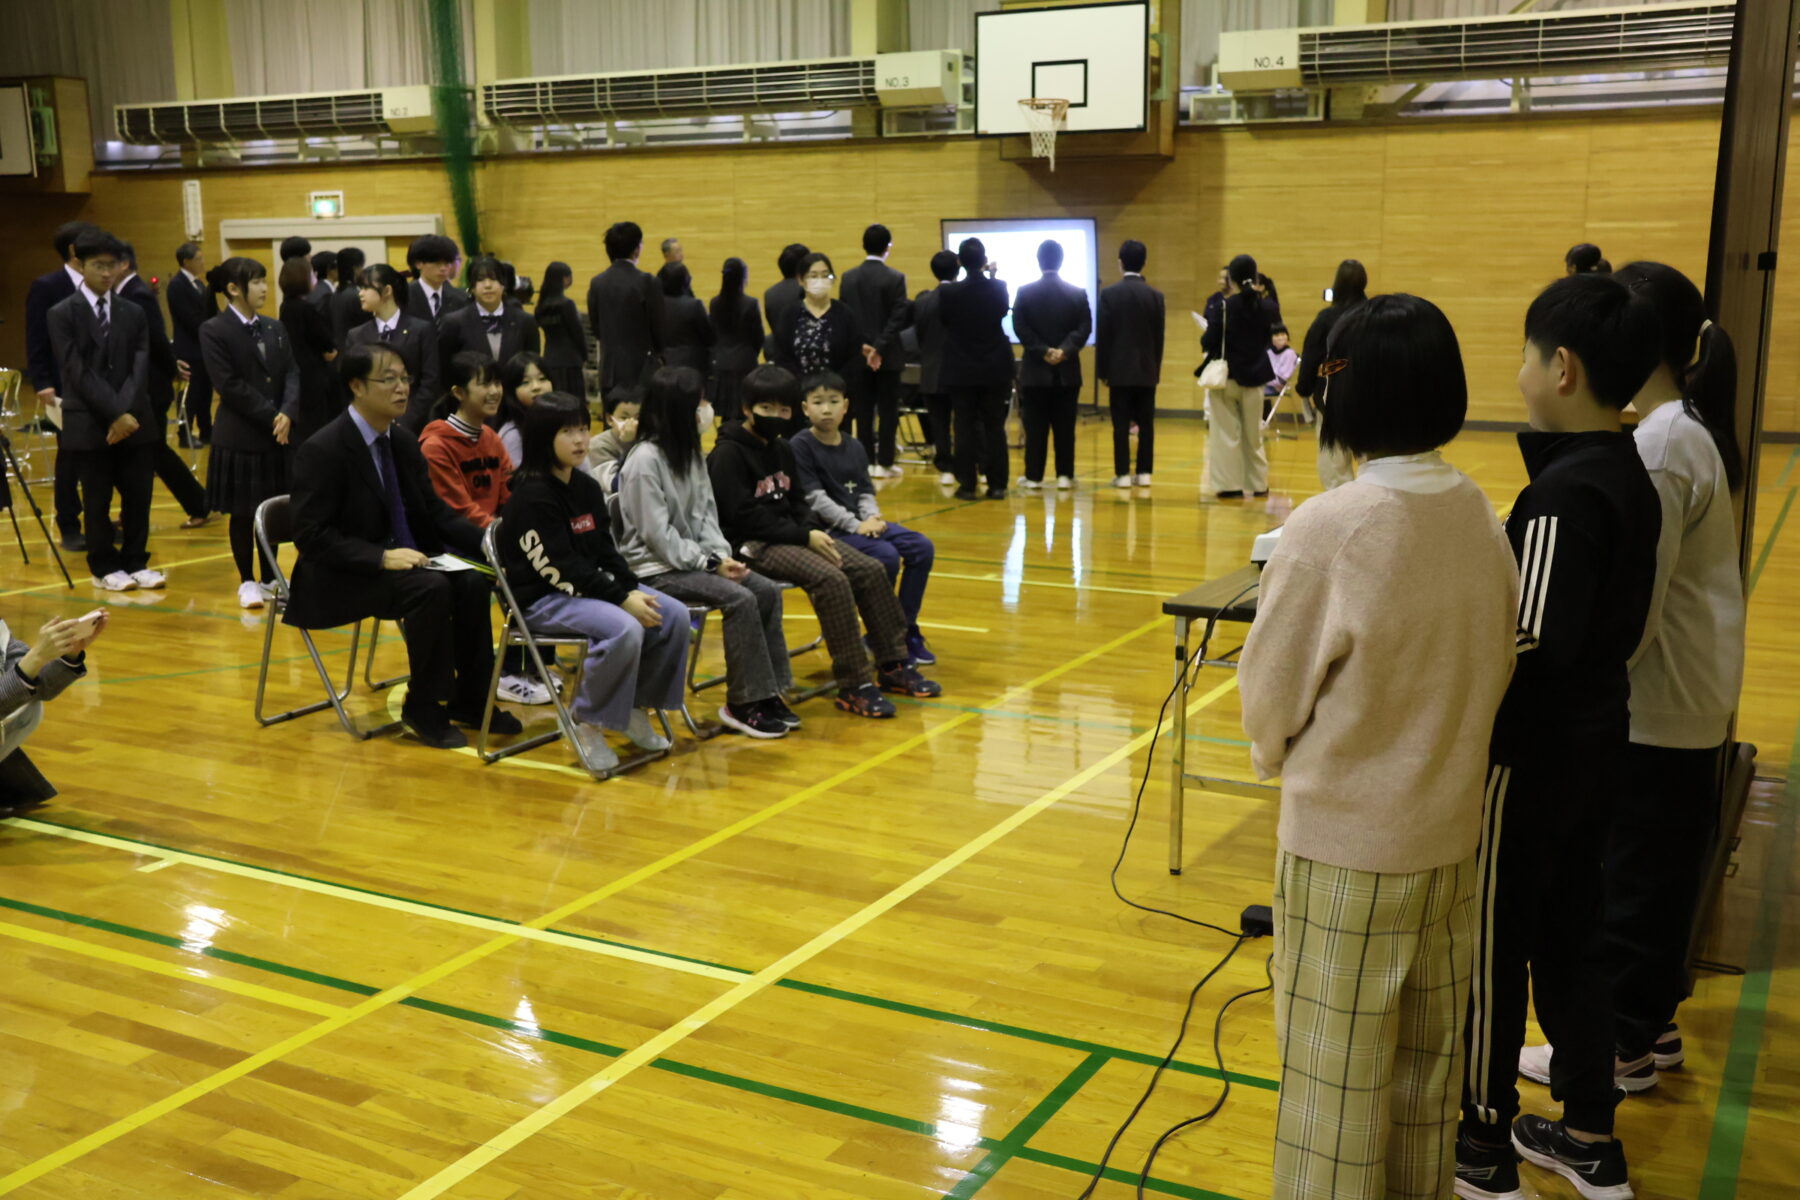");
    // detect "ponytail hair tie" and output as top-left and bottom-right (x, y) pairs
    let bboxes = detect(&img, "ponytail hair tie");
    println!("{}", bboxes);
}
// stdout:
(1700, 318), (1714, 336)
(1690, 318), (1714, 369)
